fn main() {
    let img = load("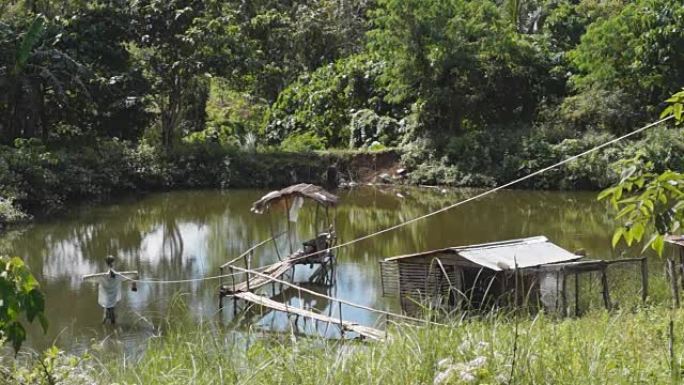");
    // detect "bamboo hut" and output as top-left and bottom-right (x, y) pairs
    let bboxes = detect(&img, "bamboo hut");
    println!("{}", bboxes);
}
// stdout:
(380, 236), (648, 315)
